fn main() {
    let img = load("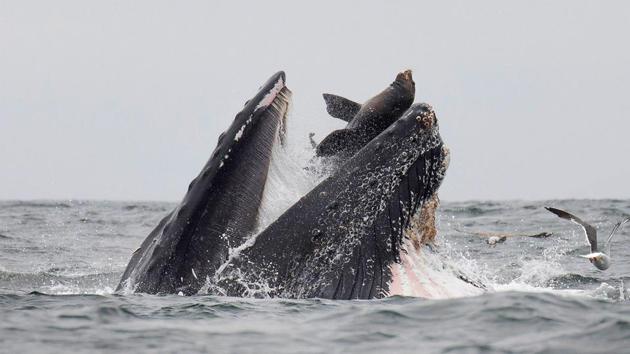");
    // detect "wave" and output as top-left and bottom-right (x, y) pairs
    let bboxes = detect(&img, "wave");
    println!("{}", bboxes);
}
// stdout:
(0, 201), (73, 209)
(0, 269), (120, 295)
(3, 291), (628, 353)
(546, 273), (603, 288)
